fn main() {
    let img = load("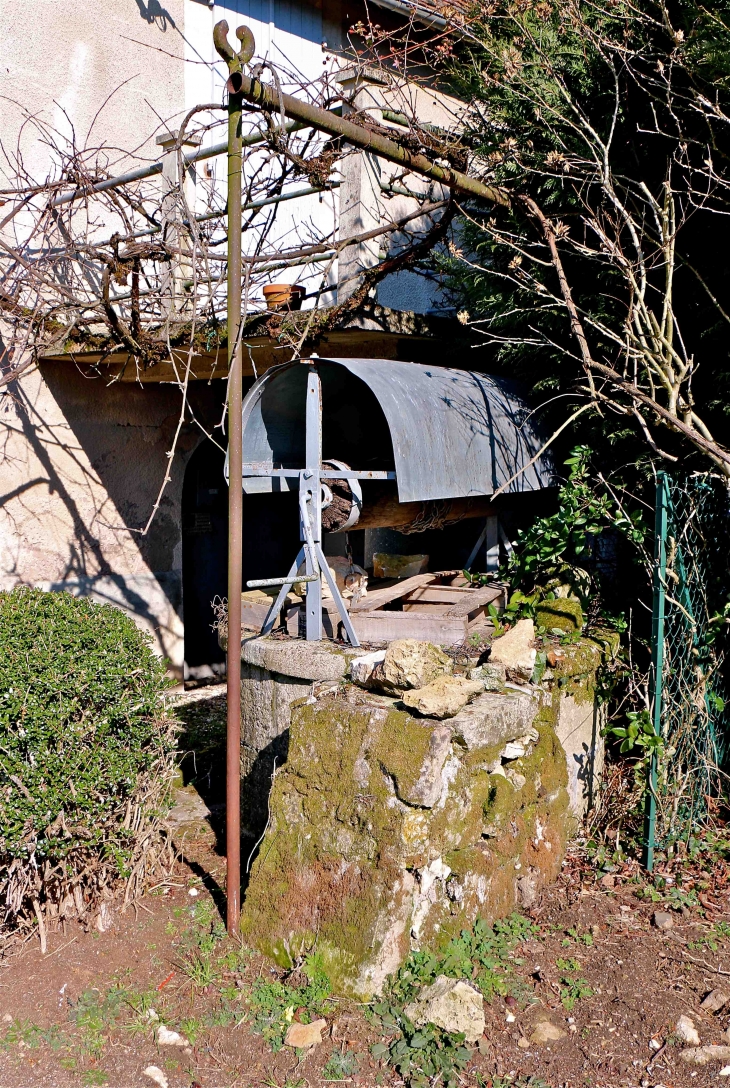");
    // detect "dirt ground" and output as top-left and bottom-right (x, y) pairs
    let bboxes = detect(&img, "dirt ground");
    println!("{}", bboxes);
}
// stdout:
(4, 690), (730, 1088)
